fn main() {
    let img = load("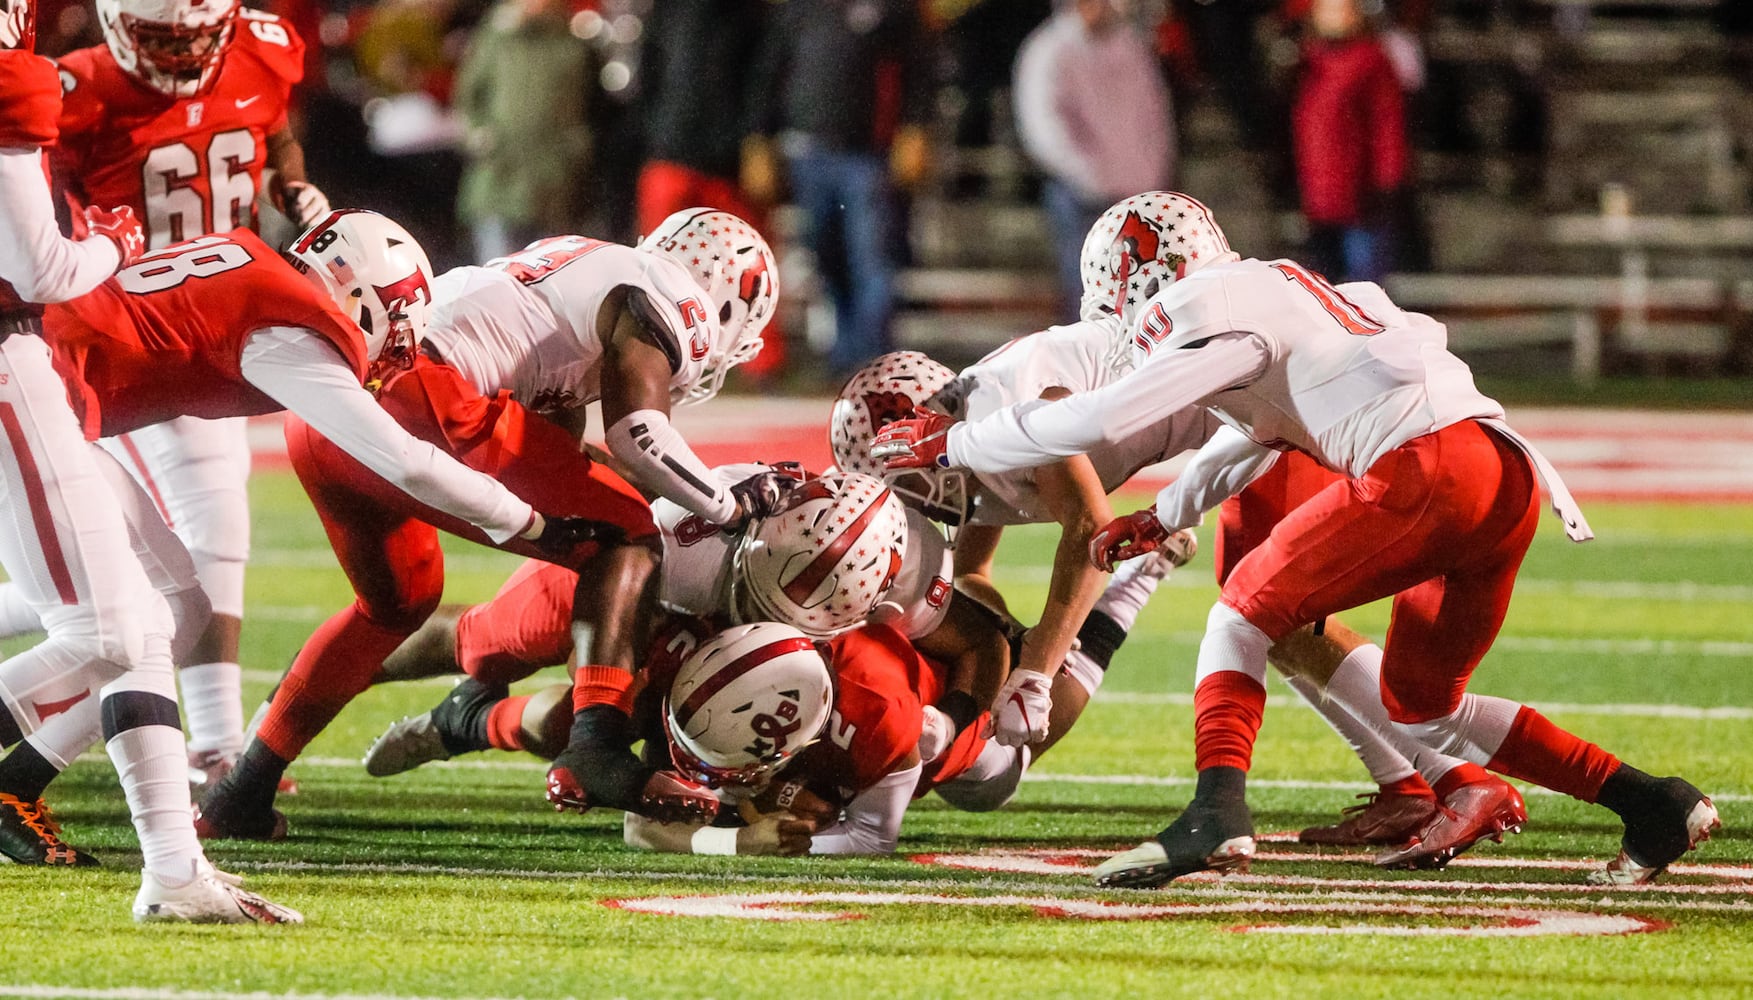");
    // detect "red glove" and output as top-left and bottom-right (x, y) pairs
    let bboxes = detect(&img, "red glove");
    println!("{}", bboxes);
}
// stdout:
(869, 408), (956, 470)
(1089, 506), (1171, 572)
(84, 205), (145, 270)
